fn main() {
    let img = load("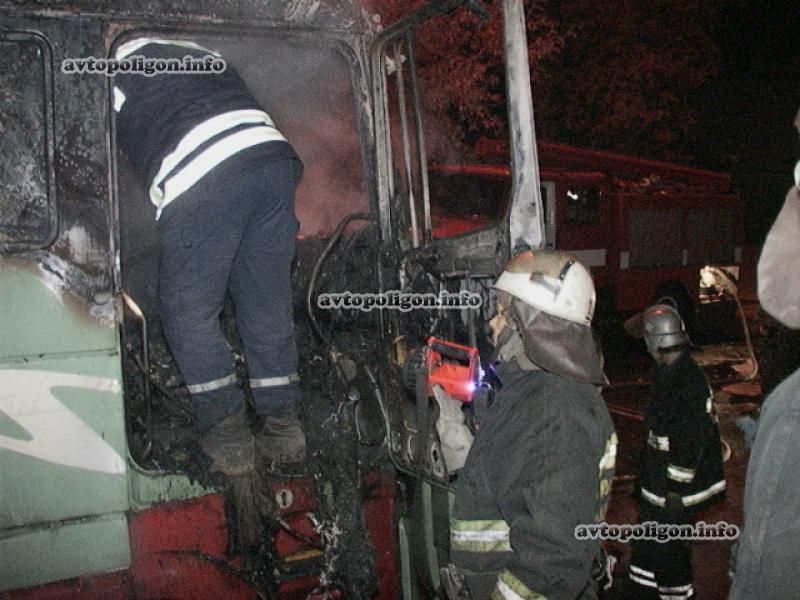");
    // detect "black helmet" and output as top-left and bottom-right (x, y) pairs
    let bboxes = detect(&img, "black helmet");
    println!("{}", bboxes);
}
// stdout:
(642, 304), (689, 353)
